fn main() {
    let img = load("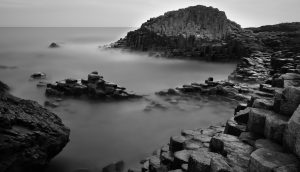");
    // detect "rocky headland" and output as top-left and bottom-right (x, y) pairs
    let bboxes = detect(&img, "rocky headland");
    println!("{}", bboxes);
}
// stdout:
(110, 5), (266, 61)
(0, 81), (70, 172)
